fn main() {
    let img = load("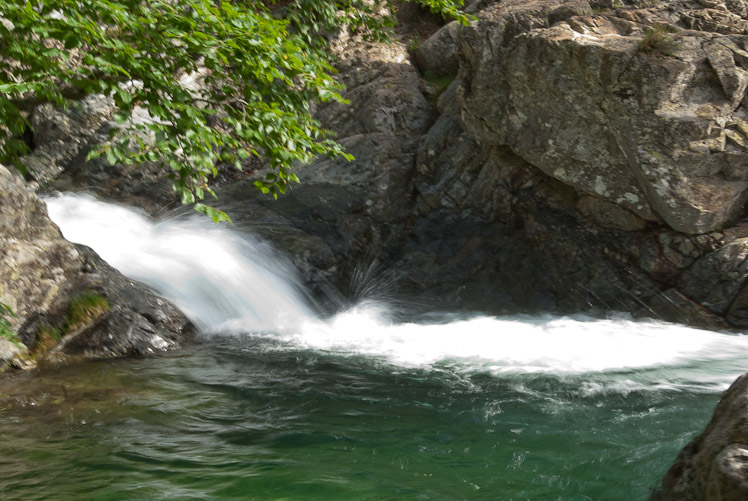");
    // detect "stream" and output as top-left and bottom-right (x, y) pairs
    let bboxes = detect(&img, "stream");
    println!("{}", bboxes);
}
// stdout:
(1, 193), (746, 500)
